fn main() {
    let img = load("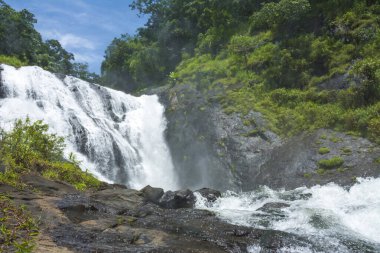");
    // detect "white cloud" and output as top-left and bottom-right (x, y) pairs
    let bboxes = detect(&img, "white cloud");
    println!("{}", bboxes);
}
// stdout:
(73, 52), (102, 64)
(41, 30), (96, 50)
(59, 34), (95, 50)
